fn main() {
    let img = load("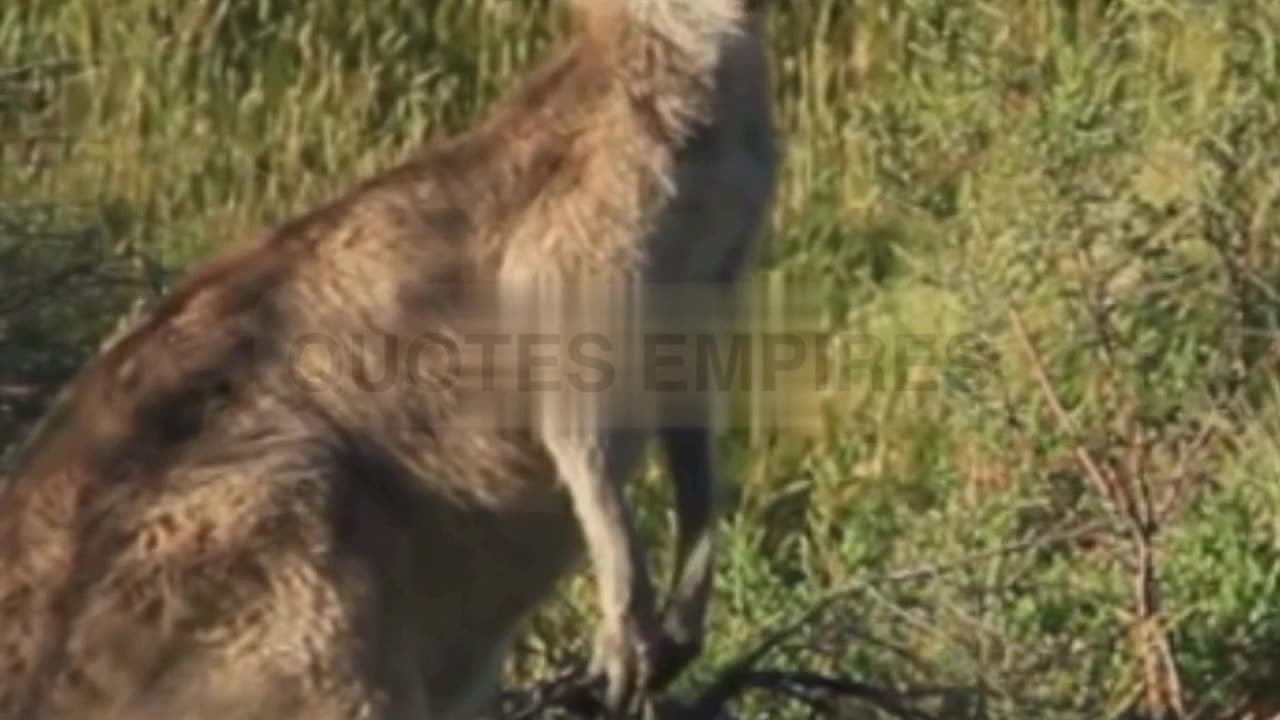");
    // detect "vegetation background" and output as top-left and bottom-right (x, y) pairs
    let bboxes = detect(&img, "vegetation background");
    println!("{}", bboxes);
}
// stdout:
(3, 1), (1279, 718)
